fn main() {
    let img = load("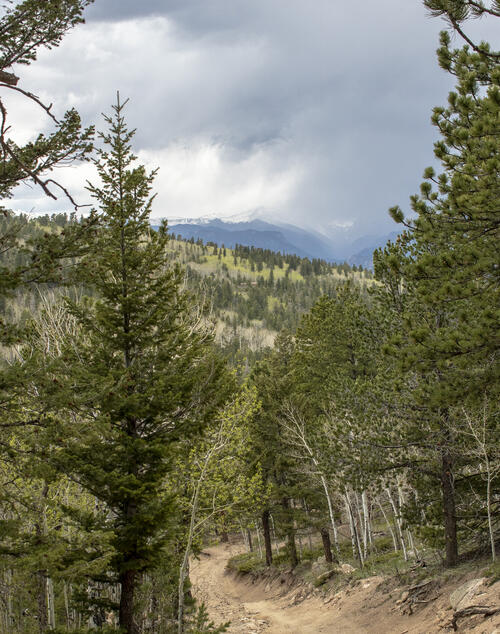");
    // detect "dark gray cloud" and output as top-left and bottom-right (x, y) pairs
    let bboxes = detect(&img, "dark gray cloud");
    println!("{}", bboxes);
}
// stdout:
(7, 1), (498, 237)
